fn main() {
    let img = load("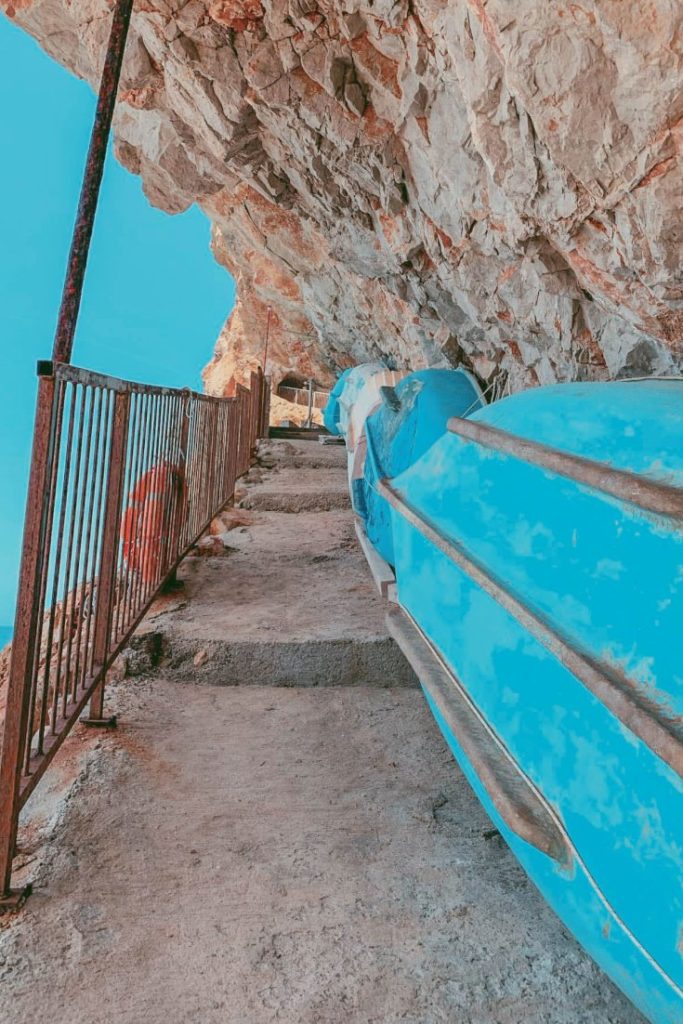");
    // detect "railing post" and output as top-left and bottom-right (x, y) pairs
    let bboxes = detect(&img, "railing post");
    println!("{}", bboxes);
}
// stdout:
(226, 399), (238, 502)
(175, 391), (191, 558)
(263, 376), (271, 438)
(0, 374), (57, 905)
(88, 391), (130, 723)
(236, 385), (249, 477)
(250, 371), (259, 455)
